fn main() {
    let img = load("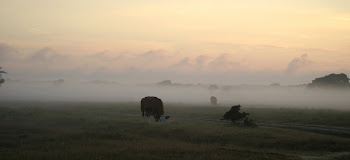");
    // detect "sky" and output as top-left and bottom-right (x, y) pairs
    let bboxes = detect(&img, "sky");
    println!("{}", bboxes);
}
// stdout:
(0, 0), (349, 84)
